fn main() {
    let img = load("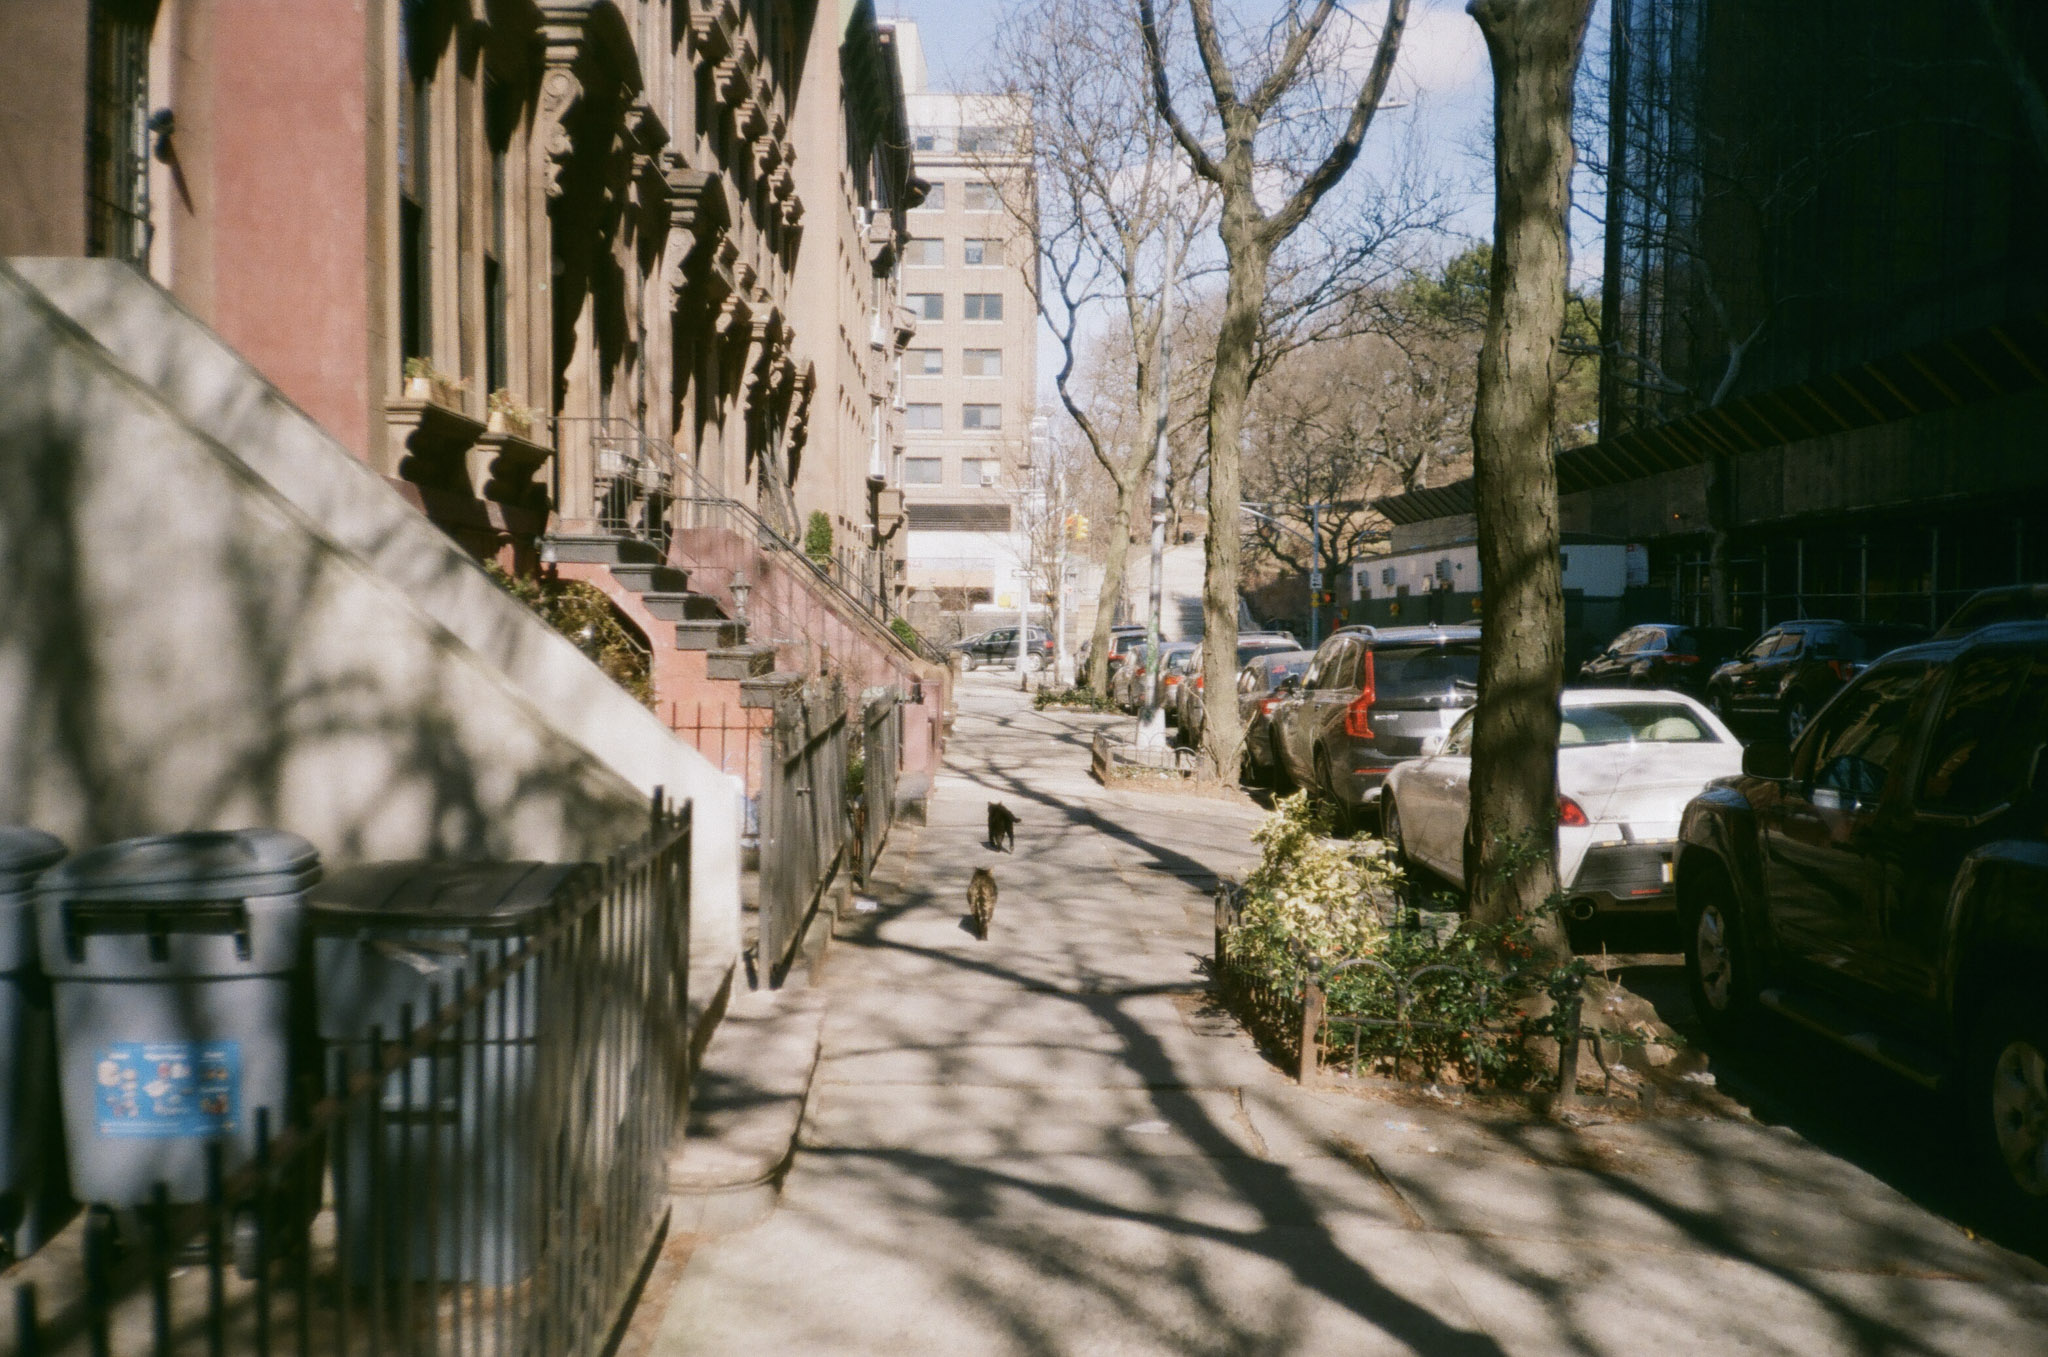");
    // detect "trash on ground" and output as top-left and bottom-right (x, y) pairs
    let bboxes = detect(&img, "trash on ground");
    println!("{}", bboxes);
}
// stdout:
(852, 897), (879, 913)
